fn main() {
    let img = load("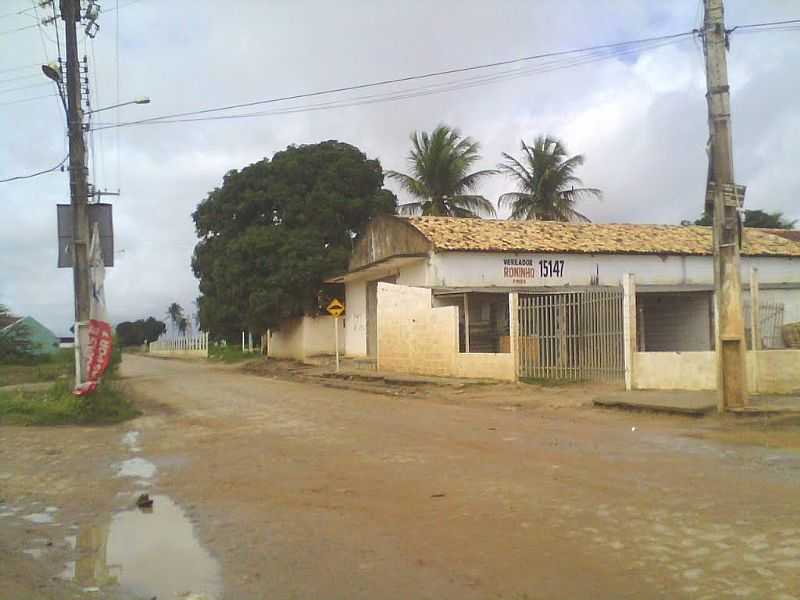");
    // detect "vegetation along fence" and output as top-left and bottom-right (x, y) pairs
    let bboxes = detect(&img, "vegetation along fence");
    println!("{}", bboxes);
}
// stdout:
(517, 286), (625, 383)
